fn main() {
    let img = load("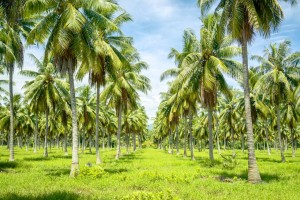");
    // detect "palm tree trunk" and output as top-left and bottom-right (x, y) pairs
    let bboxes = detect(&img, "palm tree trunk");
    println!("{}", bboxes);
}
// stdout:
(68, 67), (79, 177)
(168, 130), (172, 154)
(133, 132), (136, 152)
(184, 117), (187, 157)
(95, 85), (101, 164)
(89, 134), (92, 153)
(116, 103), (122, 159)
(44, 110), (49, 157)
(176, 125), (179, 155)
(82, 131), (85, 154)
(64, 127), (68, 155)
(107, 131), (111, 149)
(231, 125), (235, 156)
(34, 114), (38, 153)
(126, 134), (130, 154)
(291, 128), (295, 157)
(241, 133), (245, 154)
(9, 64), (14, 161)
(265, 122), (271, 156)
(241, 29), (261, 183)
(26, 135), (29, 151)
(207, 107), (214, 161)
(189, 111), (195, 160)
(276, 106), (285, 162)
(138, 134), (142, 149)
